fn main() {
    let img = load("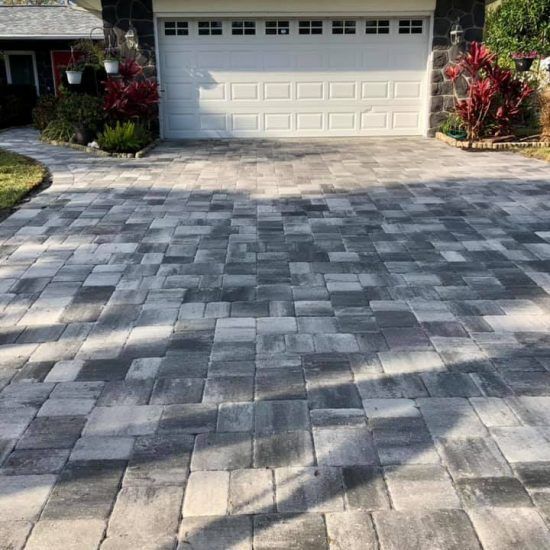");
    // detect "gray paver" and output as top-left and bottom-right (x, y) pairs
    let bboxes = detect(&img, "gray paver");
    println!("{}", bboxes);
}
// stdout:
(384, 464), (461, 510)
(373, 510), (481, 550)
(469, 508), (550, 550)
(325, 511), (378, 550)
(2, 128), (550, 548)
